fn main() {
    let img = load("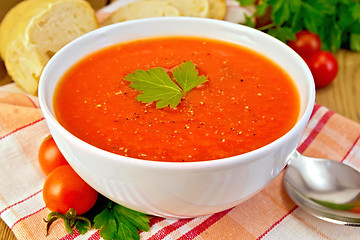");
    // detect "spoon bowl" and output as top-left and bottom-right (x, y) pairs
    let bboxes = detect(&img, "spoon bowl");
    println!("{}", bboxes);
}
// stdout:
(284, 151), (360, 226)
